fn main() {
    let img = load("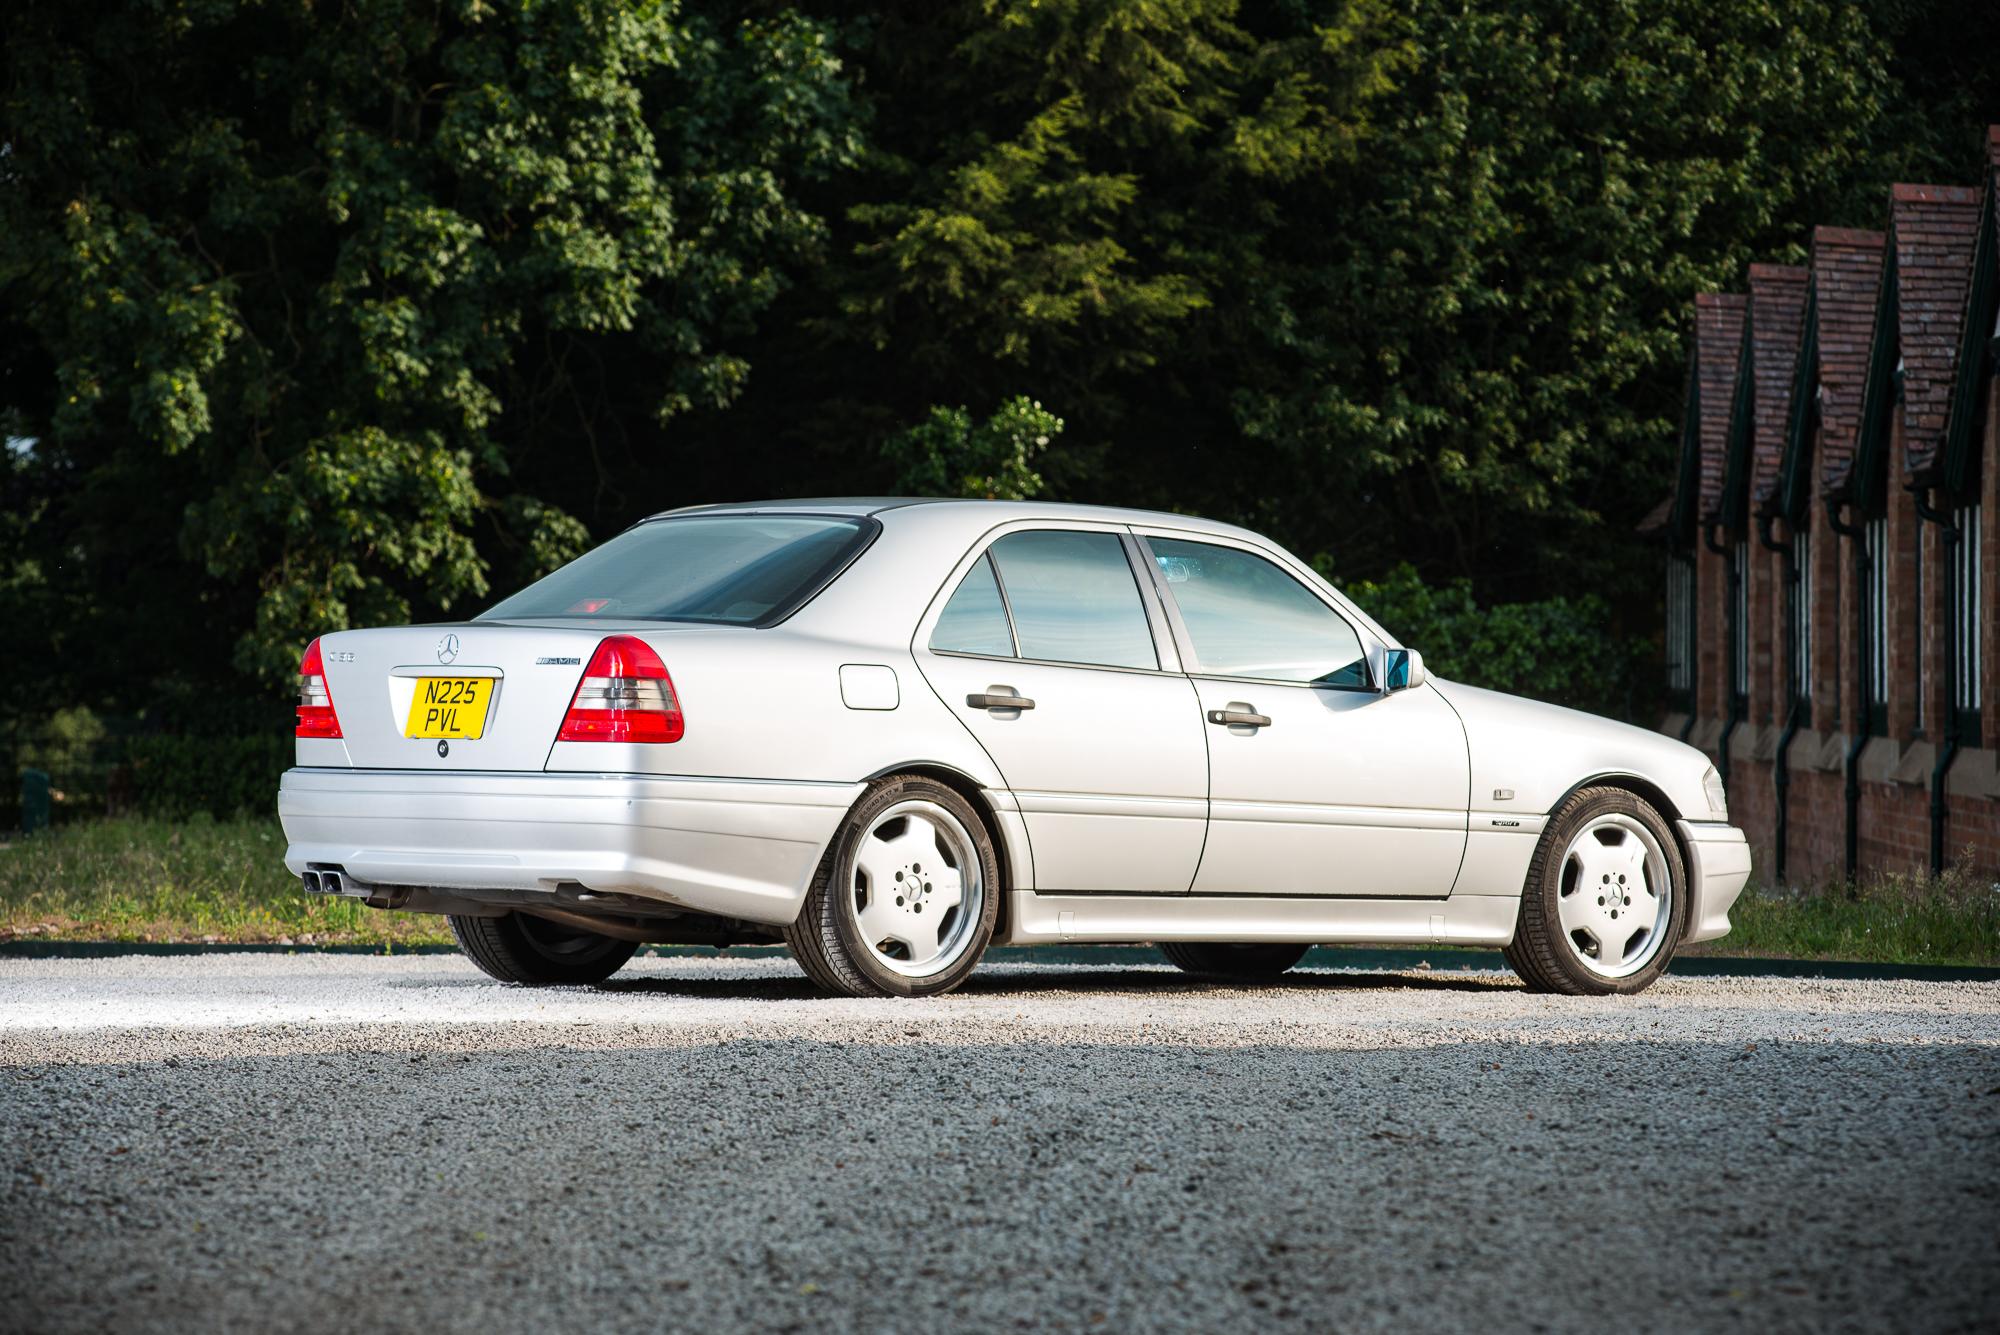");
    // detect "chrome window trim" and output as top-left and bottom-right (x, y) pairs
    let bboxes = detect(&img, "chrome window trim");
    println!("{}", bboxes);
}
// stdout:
(912, 518), (1180, 676)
